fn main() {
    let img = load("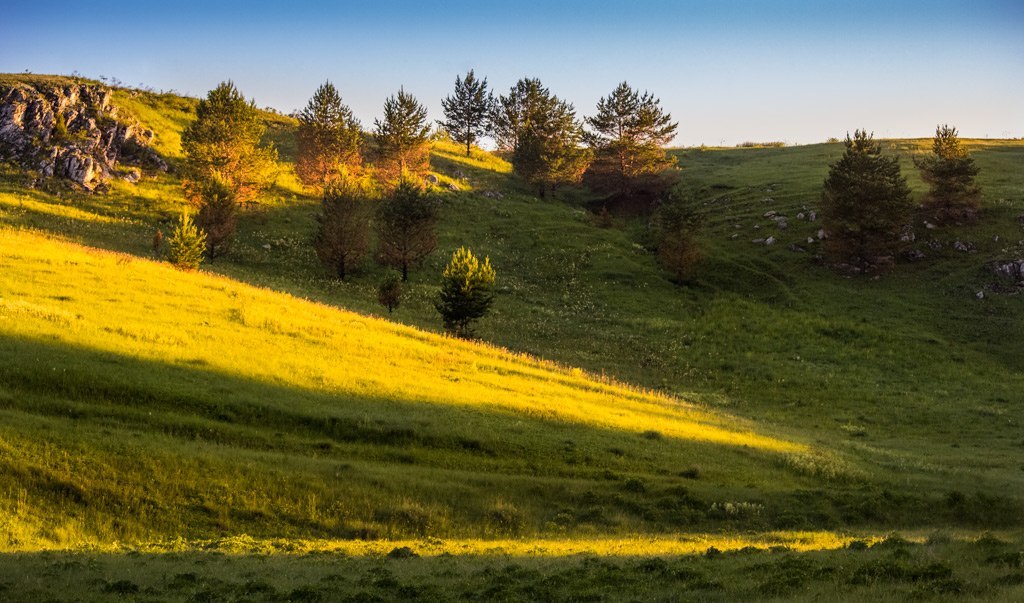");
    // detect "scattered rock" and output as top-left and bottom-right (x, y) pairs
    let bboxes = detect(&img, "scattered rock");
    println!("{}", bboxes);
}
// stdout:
(752, 238), (766, 244)
(261, 243), (272, 250)
(924, 221), (937, 230)
(788, 244), (806, 253)
(817, 229), (827, 240)
(733, 223), (742, 229)
(808, 210), (817, 222)
(777, 220), (788, 230)
(482, 190), (503, 199)
(447, 182), (459, 192)
(753, 224), (760, 230)
(730, 233), (739, 239)
(992, 260), (1024, 281)
(121, 167), (141, 183)
(806, 237), (815, 244)
(425, 174), (439, 184)
(899, 227), (916, 242)
(796, 212), (805, 220)
(763, 210), (776, 218)
(927, 240), (943, 250)
(952, 240), (975, 253)
(765, 236), (776, 245)
(976, 290), (985, 300)
(902, 249), (926, 261)
(993, 235), (1000, 243)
